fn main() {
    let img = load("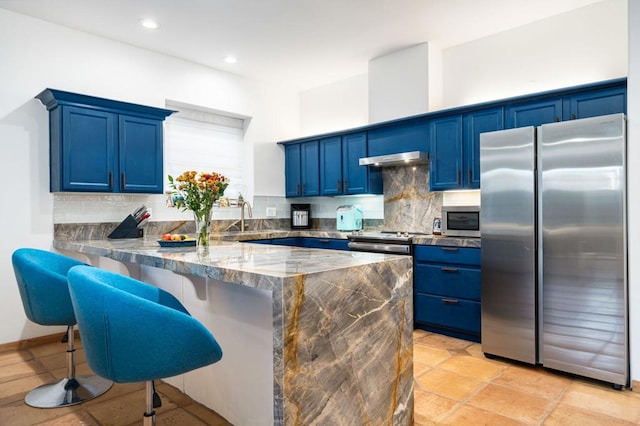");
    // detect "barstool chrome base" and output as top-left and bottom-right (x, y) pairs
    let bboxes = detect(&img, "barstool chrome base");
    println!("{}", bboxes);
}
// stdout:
(25, 375), (112, 408)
